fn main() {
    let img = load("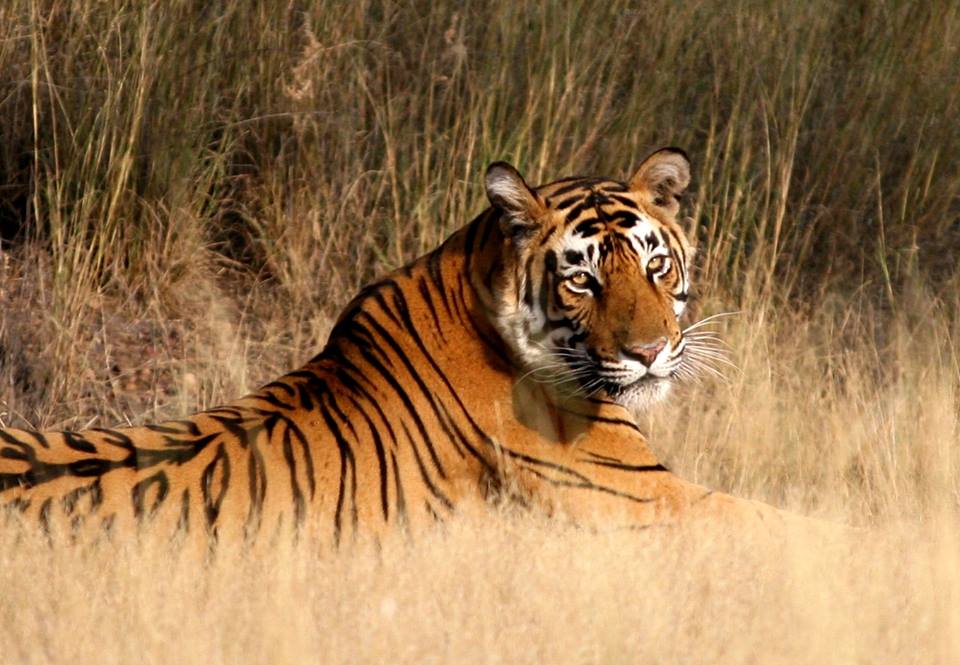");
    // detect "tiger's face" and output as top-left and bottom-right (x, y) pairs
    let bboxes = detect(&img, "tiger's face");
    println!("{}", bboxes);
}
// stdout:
(485, 148), (695, 415)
